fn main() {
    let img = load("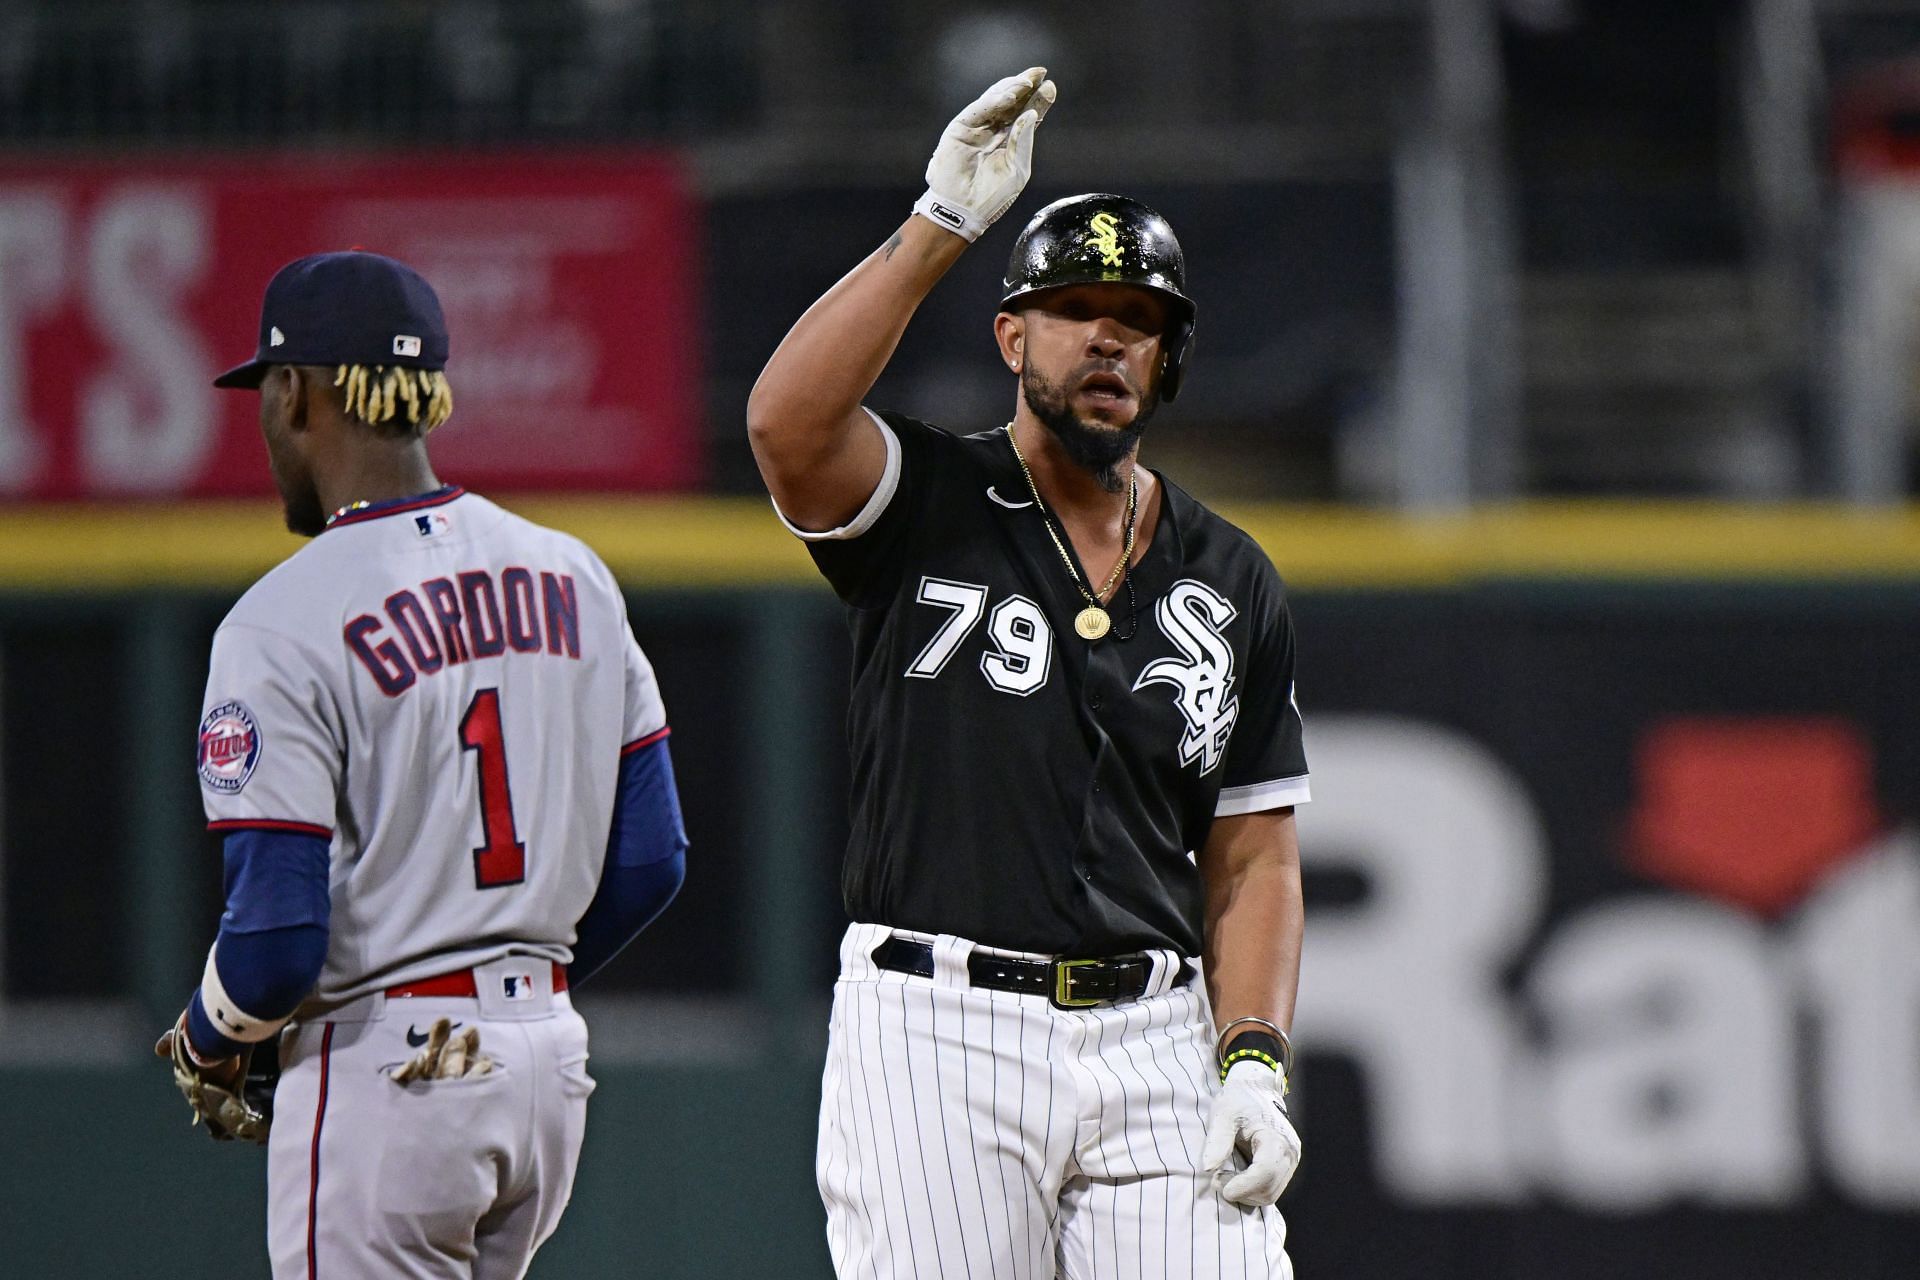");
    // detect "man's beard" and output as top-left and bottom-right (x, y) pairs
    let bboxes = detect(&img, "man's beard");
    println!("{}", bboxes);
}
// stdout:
(1021, 362), (1158, 494)
(280, 479), (326, 537)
